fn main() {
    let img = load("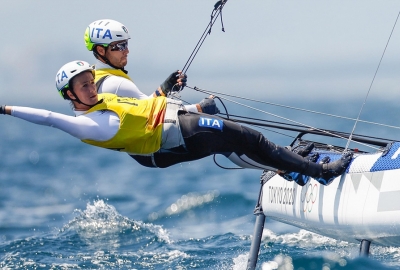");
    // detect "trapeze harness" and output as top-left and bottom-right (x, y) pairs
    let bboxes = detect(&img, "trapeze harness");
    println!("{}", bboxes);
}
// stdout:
(92, 65), (201, 167)
(83, 93), (166, 154)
